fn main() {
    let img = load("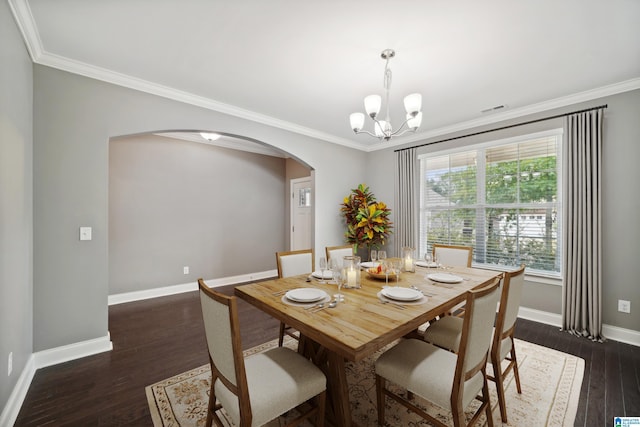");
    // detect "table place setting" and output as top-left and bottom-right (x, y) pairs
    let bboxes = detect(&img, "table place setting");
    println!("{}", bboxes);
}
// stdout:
(280, 287), (331, 307)
(415, 260), (440, 268)
(426, 272), (465, 284)
(310, 270), (333, 281)
(377, 286), (428, 307)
